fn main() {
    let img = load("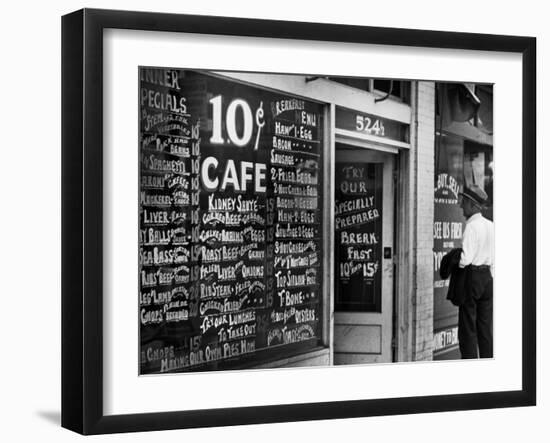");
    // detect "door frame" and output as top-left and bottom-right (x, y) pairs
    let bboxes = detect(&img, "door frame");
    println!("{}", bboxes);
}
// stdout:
(333, 141), (398, 364)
